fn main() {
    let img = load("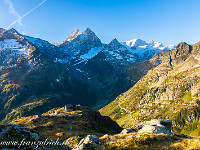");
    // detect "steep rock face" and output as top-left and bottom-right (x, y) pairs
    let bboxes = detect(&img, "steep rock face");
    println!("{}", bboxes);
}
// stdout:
(100, 41), (200, 136)
(62, 29), (84, 45)
(102, 38), (137, 64)
(60, 28), (102, 58)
